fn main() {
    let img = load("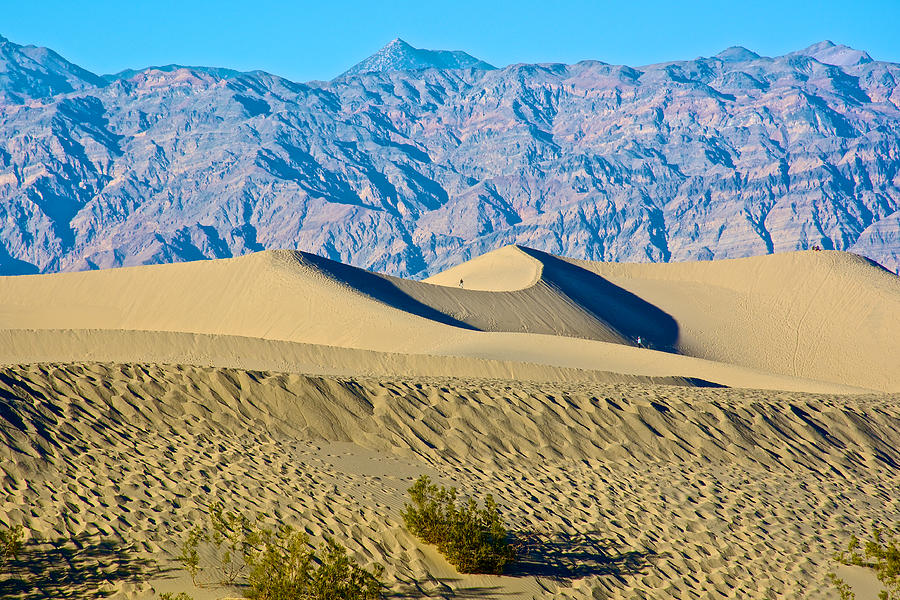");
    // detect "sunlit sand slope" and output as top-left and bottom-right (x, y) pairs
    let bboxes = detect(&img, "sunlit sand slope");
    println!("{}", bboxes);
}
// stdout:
(0, 328), (863, 394)
(2, 247), (896, 391)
